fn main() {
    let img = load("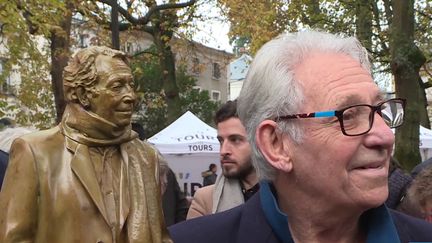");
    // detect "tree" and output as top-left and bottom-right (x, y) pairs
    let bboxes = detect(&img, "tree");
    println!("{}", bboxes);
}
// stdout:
(49, 0), (75, 123)
(391, 0), (426, 170)
(217, 0), (289, 54)
(131, 47), (218, 137)
(0, 0), (66, 128)
(96, 0), (198, 124)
